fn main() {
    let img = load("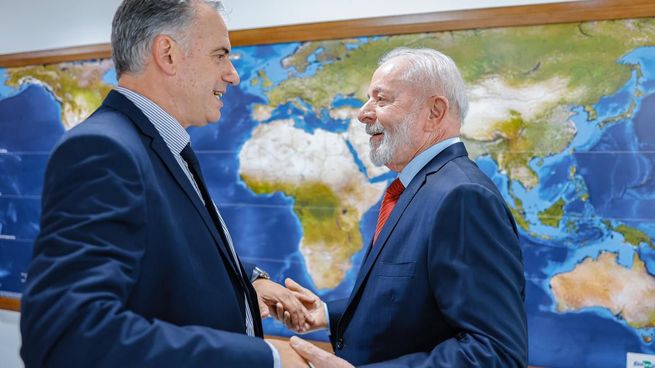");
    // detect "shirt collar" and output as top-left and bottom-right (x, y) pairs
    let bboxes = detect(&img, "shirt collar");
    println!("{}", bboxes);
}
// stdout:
(114, 86), (190, 155)
(398, 137), (461, 187)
